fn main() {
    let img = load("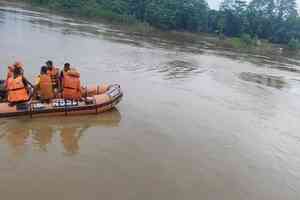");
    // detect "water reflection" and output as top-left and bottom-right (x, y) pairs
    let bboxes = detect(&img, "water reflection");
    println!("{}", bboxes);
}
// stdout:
(0, 6), (214, 51)
(270, 65), (300, 74)
(29, 17), (56, 29)
(3, 2), (300, 75)
(60, 127), (82, 155)
(2, 109), (121, 156)
(0, 7), (4, 25)
(32, 127), (53, 152)
(6, 127), (30, 158)
(239, 72), (286, 89)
